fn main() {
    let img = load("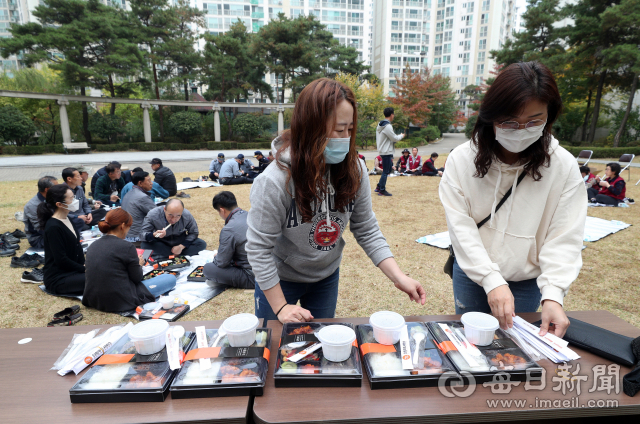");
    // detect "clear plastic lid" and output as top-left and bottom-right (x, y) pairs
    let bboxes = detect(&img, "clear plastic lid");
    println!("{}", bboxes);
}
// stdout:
(369, 311), (405, 330)
(128, 319), (169, 341)
(222, 313), (259, 334)
(317, 325), (356, 346)
(461, 312), (499, 331)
